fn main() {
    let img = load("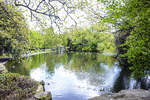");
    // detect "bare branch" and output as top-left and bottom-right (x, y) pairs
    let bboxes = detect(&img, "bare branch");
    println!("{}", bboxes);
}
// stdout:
(13, 0), (87, 31)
